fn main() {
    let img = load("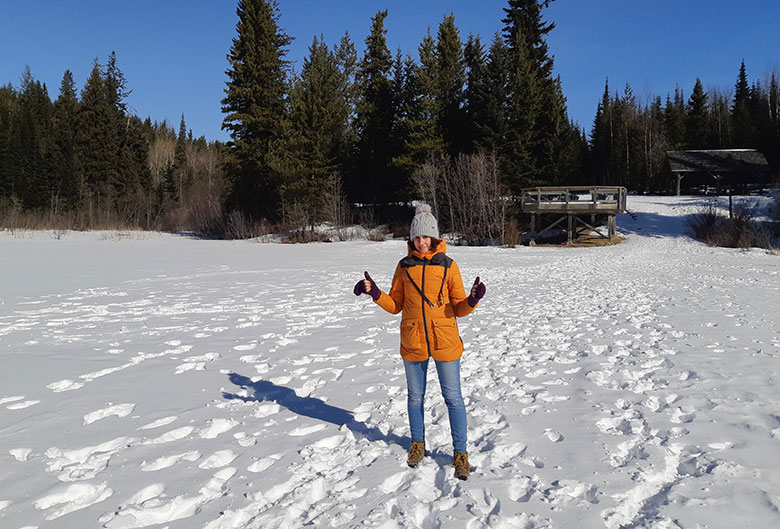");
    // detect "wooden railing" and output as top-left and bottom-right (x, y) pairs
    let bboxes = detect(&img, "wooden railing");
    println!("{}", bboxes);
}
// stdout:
(520, 186), (627, 213)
